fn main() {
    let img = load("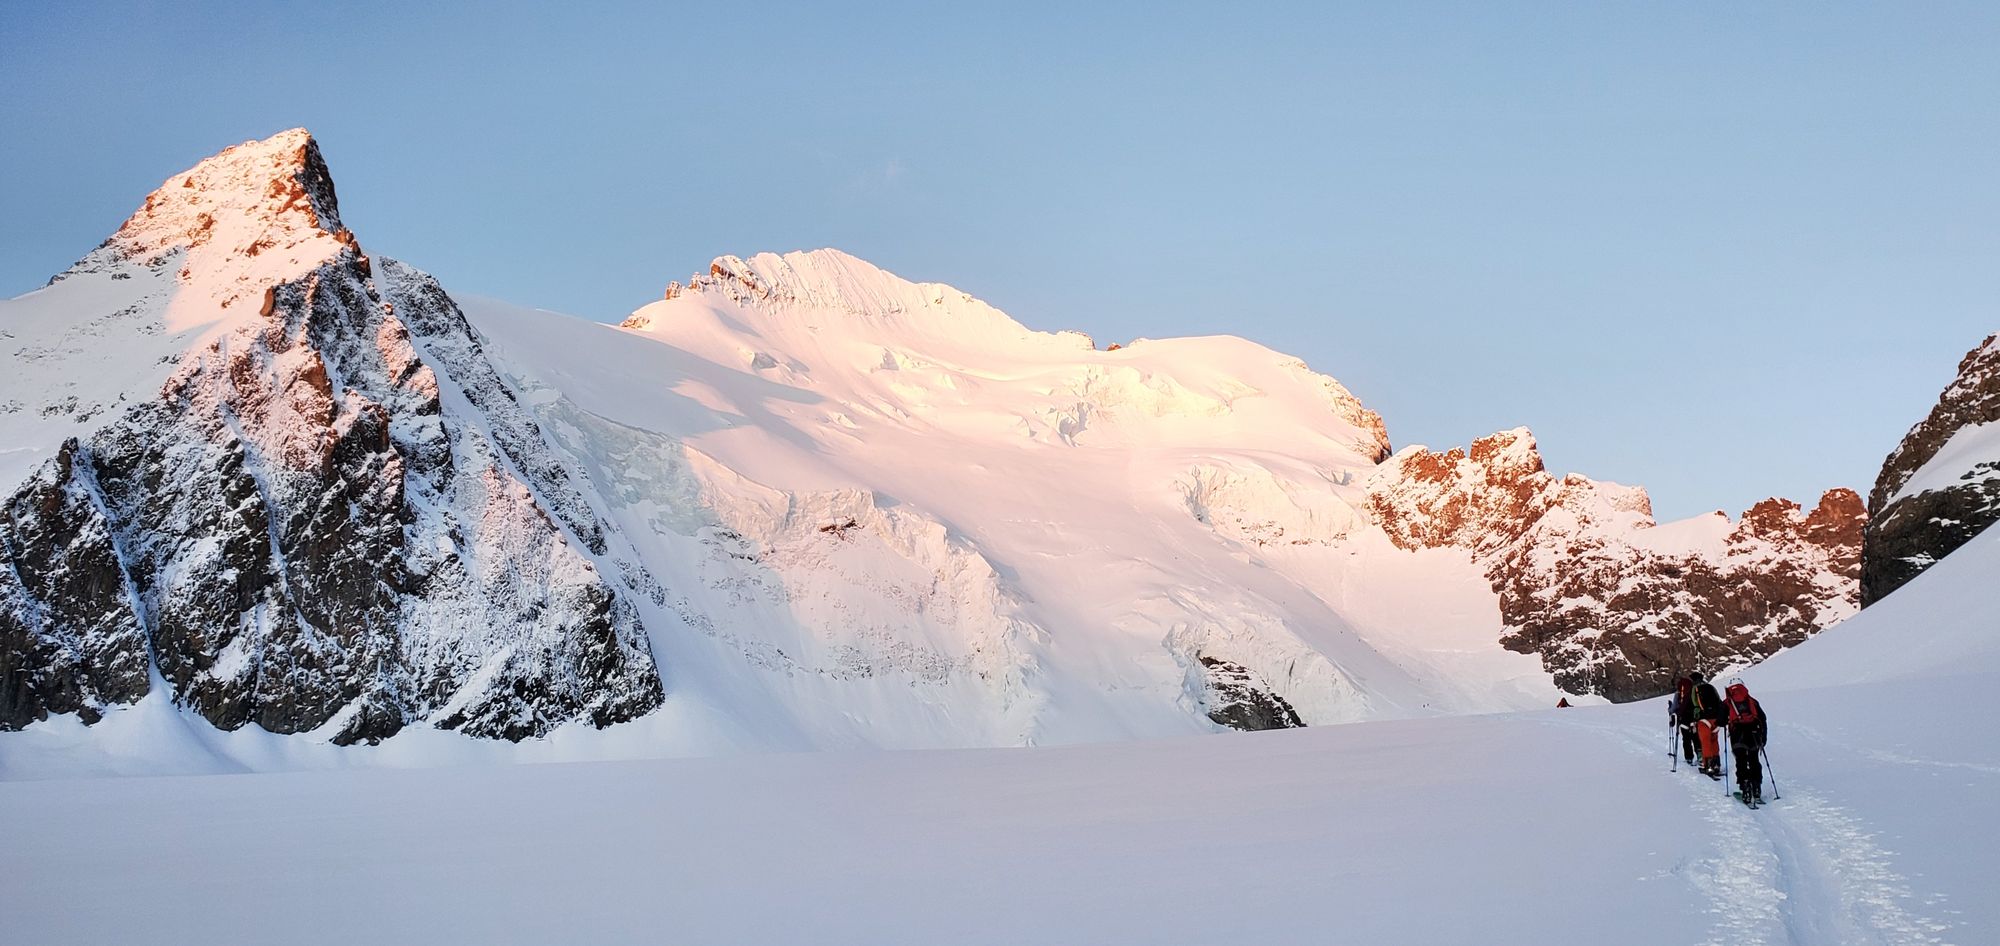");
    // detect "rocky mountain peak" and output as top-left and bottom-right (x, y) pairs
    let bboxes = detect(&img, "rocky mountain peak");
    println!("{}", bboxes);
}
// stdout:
(1737, 496), (1799, 537)
(1364, 426), (1648, 557)
(1803, 488), (1868, 542)
(49, 128), (363, 326)
(701, 249), (889, 303)
(1466, 426), (1546, 479)
(1869, 334), (2000, 513)
(626, 249), (947, 327)
(621, 247), (1101, 362)
(4, 132), (661, 742)
(112, 128), (344, 263)
(1863, 332), (2000, 603)
(670, 249), (919, 312)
